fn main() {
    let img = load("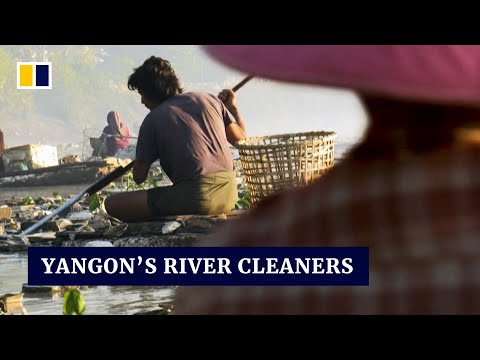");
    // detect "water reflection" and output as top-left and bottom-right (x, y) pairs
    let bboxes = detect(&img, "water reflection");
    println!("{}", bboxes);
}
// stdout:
(1, 253), (175, 315)
(1, 293), (28, 315)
